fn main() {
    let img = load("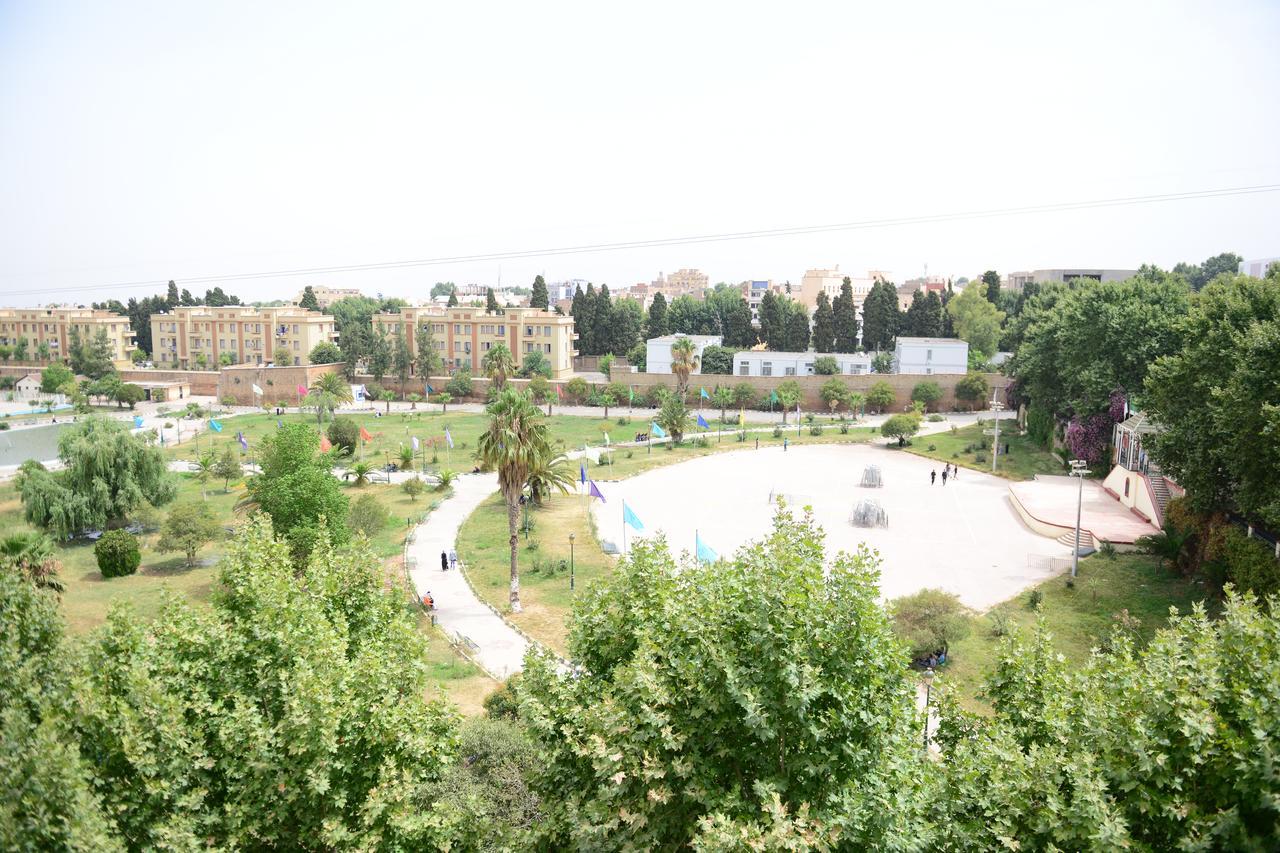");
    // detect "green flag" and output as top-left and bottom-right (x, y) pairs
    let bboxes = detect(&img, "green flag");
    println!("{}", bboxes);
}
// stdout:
(769, 390), (778, 404)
